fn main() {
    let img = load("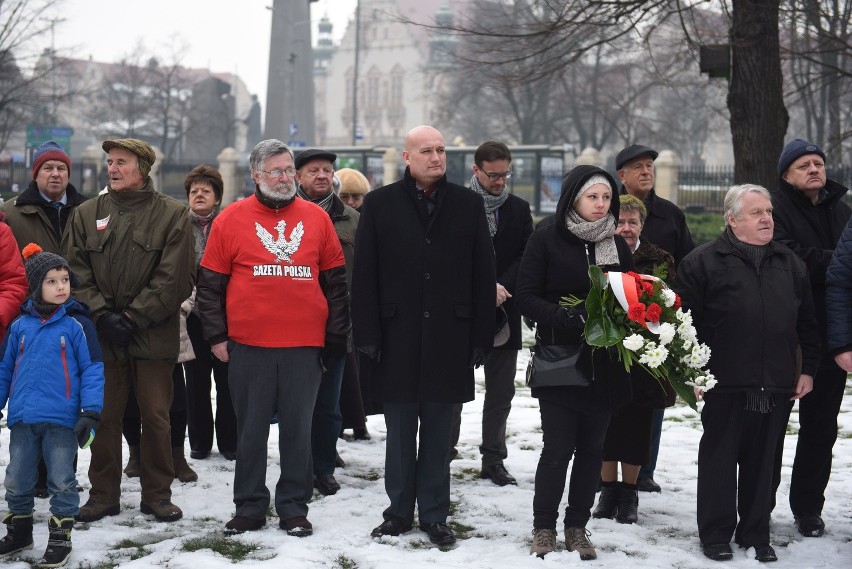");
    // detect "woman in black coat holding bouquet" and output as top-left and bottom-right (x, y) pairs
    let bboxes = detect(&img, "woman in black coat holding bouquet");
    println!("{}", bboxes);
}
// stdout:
(516, 165), (634, 560)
